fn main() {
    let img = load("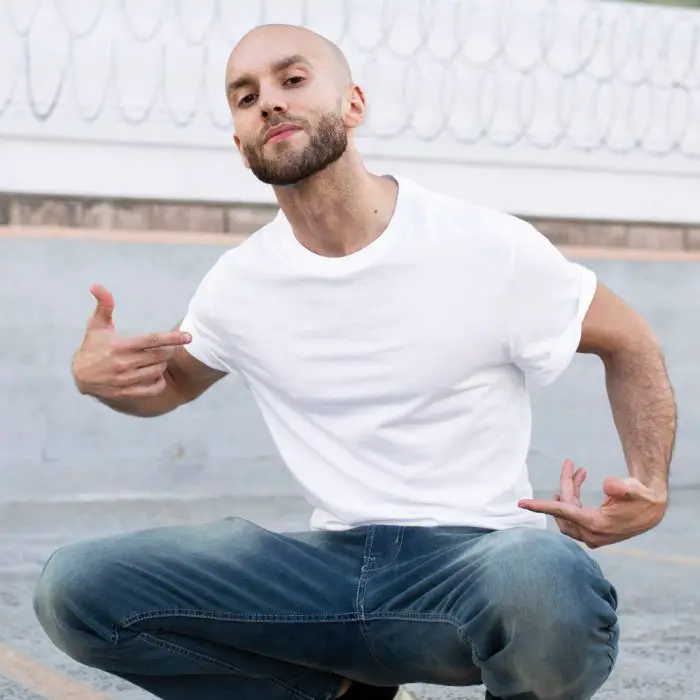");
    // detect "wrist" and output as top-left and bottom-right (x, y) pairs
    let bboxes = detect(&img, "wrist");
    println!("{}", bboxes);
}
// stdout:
(643, 475), (669, 500)
(645, 479), (670, 520)
(629, 466), (668, 499)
